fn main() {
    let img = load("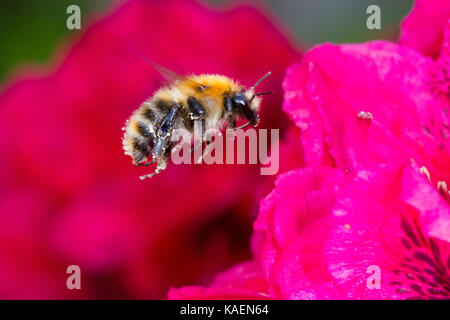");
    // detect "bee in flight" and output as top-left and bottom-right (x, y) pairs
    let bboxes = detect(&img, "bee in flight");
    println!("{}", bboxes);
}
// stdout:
(122, 60), (272, 180)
